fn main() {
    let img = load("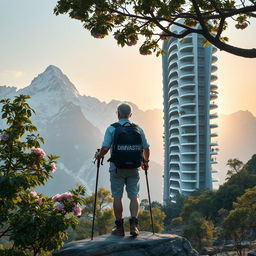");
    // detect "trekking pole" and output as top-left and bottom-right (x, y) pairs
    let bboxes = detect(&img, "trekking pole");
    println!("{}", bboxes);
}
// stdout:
(91, 149), (104, 240)
(144, 165), (155, 234)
